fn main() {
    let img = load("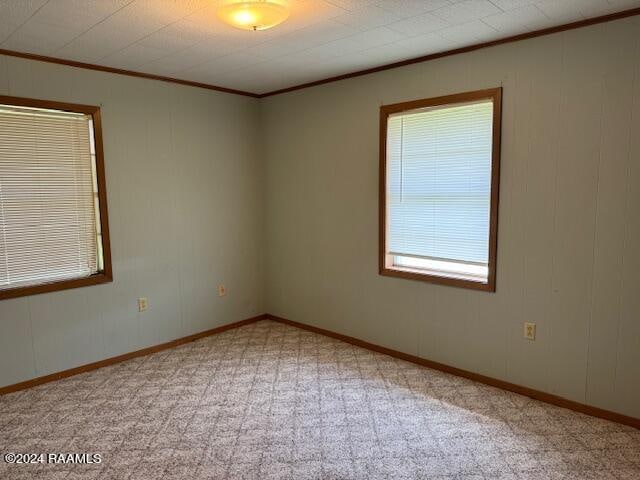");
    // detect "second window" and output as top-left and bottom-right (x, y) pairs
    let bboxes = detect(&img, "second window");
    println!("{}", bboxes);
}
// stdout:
(379, 88), (502, 291)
